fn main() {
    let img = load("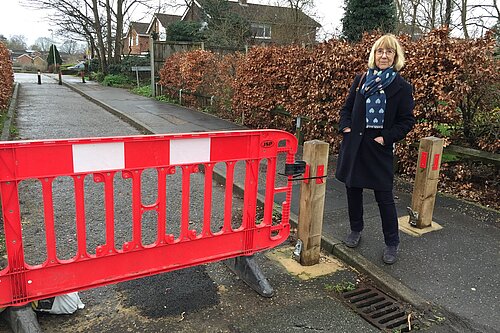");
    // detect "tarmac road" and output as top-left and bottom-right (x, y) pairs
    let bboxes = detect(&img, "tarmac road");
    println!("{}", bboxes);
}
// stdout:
(0, 73), (378, 333)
